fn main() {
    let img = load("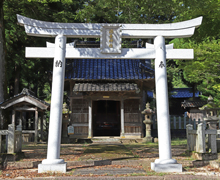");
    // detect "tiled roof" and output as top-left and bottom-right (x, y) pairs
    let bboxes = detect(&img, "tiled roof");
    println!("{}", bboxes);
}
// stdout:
(171, 88), (200, 98)
(181, 101), (207, 108)
(73, 83), (139, 92)
(147, 88), (200, 99)
(65, 59), (154, 80)
(147, 91), (154, 98)
(0, 88), (50, 110)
